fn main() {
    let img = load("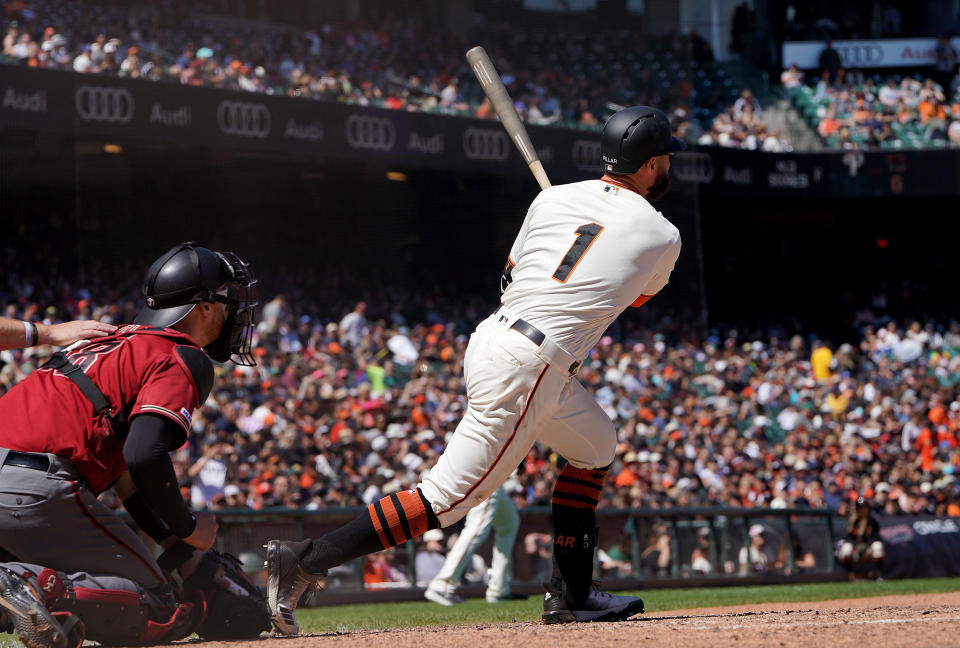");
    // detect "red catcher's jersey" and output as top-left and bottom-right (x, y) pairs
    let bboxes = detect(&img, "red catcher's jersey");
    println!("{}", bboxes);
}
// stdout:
(0, 325), (203, 493)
